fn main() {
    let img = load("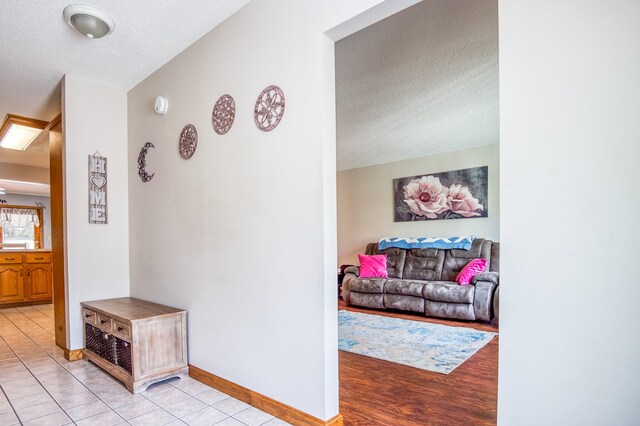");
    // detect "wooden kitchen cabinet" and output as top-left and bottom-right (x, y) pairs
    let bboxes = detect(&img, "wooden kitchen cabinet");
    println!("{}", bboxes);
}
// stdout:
(0, 251), (52, 306)
(82, 297), (188, 393)
(0, 263), (24, 302)
(25, 263), (53, 300)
